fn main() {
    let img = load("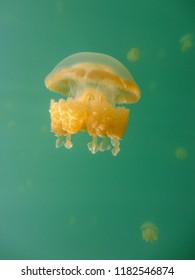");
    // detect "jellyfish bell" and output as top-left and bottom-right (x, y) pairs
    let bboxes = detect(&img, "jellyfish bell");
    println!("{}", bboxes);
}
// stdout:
(45, 52), (141, 156)
(45, 53), (140, 103)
